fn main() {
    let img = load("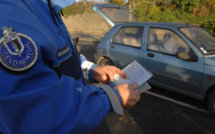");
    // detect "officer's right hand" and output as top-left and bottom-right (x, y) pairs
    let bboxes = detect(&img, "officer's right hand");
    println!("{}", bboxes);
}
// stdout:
(114, 83), (141, 109)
